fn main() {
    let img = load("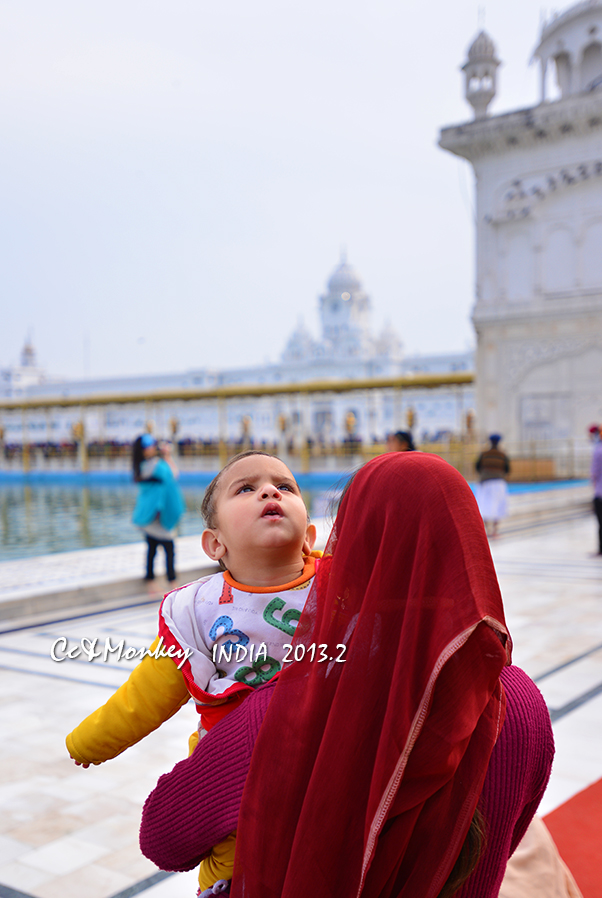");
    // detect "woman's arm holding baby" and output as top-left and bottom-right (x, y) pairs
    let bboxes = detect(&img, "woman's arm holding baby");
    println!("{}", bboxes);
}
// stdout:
(140, 680), (275, 871)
